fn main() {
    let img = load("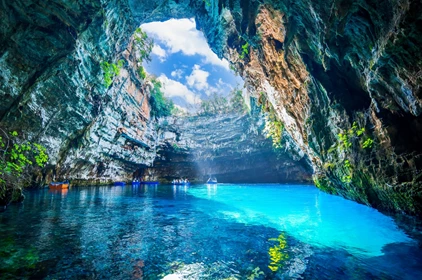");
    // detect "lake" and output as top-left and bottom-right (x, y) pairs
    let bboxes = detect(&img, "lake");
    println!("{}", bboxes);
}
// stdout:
(0, 184), (421, 279)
